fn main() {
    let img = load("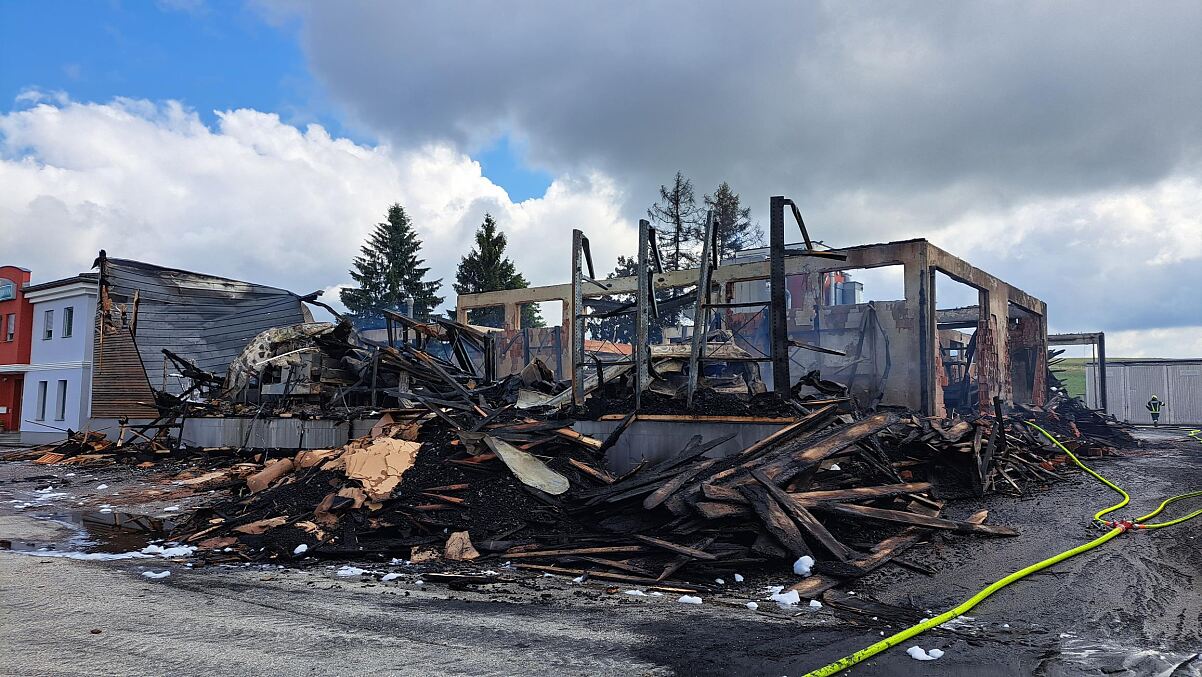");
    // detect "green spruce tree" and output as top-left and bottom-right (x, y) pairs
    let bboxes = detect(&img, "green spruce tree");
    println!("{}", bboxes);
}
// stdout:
(647, 171), (702, 271)
(704, 182), (763, 262)
(340, 203), (444, 321)
(453, 214), (543, 328)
